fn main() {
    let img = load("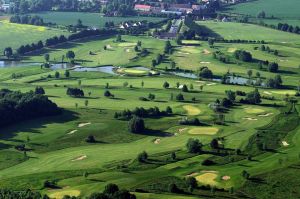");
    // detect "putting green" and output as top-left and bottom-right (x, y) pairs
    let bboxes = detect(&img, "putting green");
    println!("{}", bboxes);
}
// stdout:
(118, 42), (136, 47)
(49, 189), (80, 199)
(188, 127), (219, 135)
(271, 90), (296, 95)
(227, 47), (237, 53)
(117, 68), (148, 75)
(244, 108), (265, 114)
(179, 46), (200, 54)
(182, 40), (201, 45)
(195, 172), (218, 186)
(183, 105), (201, 115)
